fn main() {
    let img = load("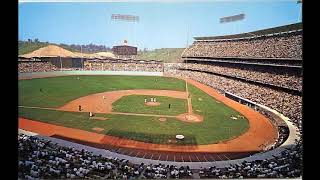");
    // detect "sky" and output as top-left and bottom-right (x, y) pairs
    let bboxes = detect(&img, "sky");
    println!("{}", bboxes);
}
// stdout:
(19, 1), (302, 50)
